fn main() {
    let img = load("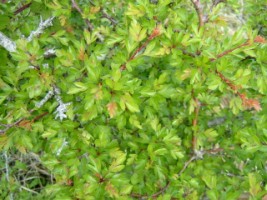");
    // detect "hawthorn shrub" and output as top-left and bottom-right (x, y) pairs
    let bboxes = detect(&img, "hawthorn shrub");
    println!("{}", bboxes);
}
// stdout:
(0, 0), (267, 199)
